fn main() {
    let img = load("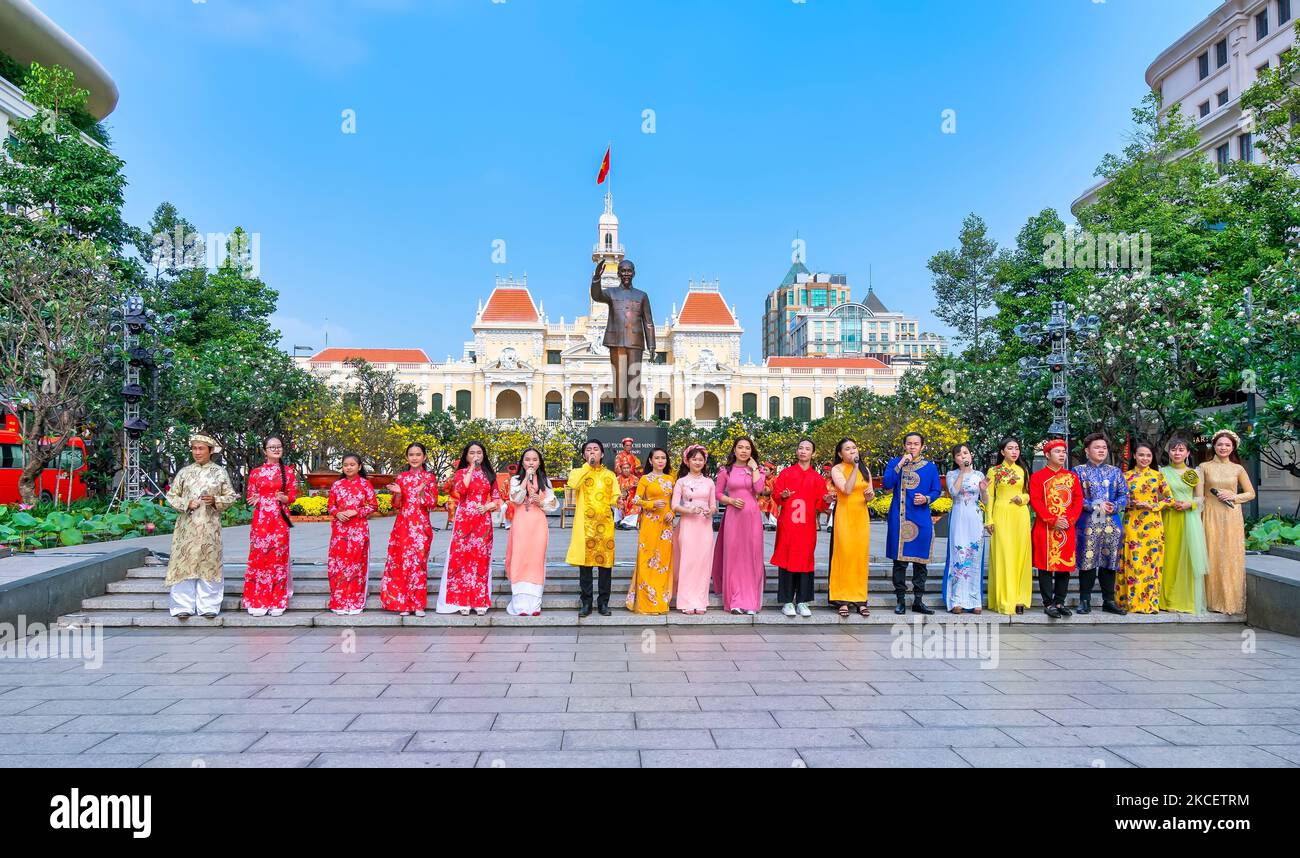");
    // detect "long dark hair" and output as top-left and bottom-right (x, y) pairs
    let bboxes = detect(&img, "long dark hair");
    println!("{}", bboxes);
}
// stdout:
(263, 434), (289, 481)
(1129, 440), (1157, 470)
(723, 435), (760, 472)
(677, 445), (708, 480)
(1210, 432), (1244, 465)
(339, 452), (368, 479)
(645, 447), (670, 476)
(456, 440), (497, 484)
(995, 436), (1028, 491)
(514, 447), (549, 488)
(835, 437), (871, 484)
(404, 442), (430, 472)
